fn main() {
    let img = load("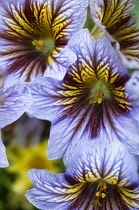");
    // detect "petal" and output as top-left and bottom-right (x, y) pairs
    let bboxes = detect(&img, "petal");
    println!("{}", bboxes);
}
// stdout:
(47, 108), (139, 164)
(26, 77), (62, 122)
(0, 132), (9, 168)
(26, 169), (83, 210)
(125, 71), (139, 132)
(66, 141), (139, 184)
(0, 82), (32, 128)
(43, 47), (77, 80)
